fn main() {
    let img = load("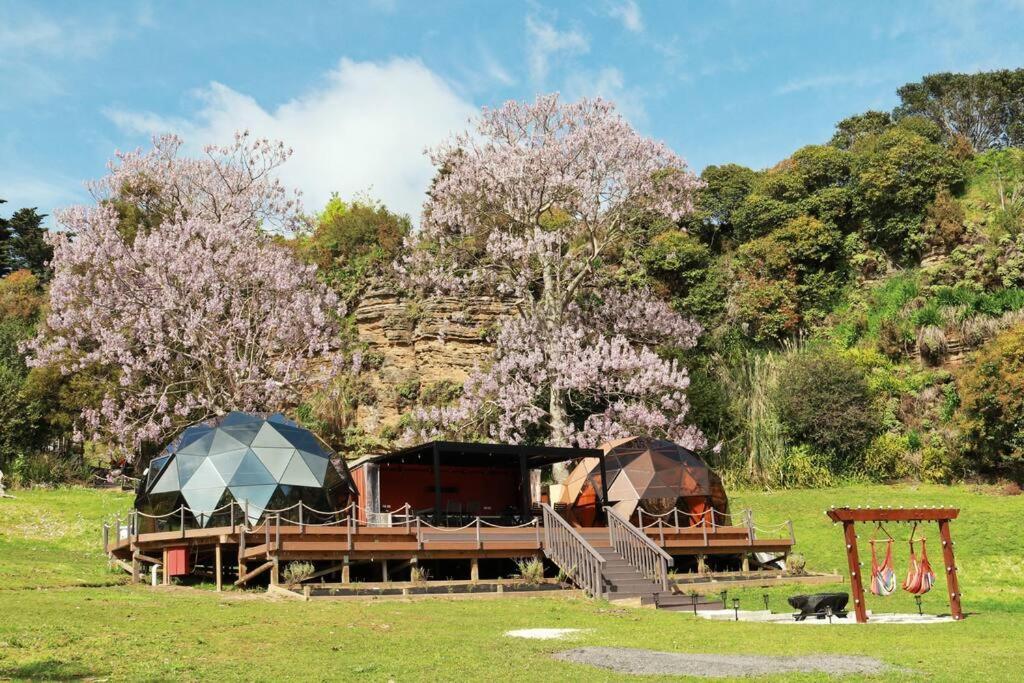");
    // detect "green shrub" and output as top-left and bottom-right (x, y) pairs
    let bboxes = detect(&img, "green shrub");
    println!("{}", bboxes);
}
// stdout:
(514, 557), (545, 586)
(774, 349), (882, 463)
(282, 561), (315, 585)
(777, 445), (835, 488)
(920, 445), (960, 483)
(955, 324), (1024, 478)
(863, 433), (913, 480)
